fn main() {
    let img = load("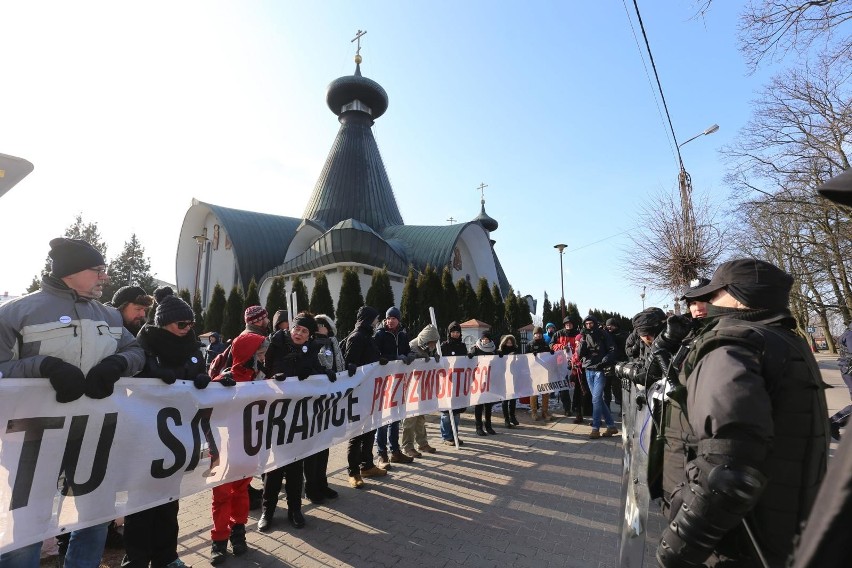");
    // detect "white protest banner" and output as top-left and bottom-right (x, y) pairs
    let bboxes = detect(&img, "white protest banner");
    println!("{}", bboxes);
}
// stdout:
(0, 351), (569, 553)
